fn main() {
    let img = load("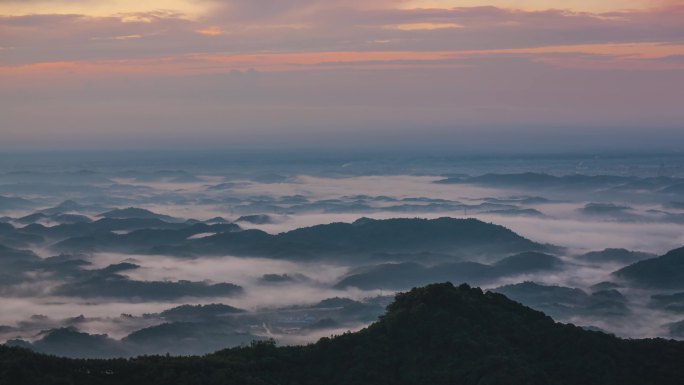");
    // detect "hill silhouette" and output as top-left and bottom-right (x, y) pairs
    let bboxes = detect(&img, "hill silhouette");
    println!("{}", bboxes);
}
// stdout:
(614, 246), (684, 289)
(97, 208), (180, 222)
(48, 217), (551, 259)
(2, 282), (684, 384)
(577, 248), (655, 264)
(334, 252), (563, 290)
(172, 217), (552, 260)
